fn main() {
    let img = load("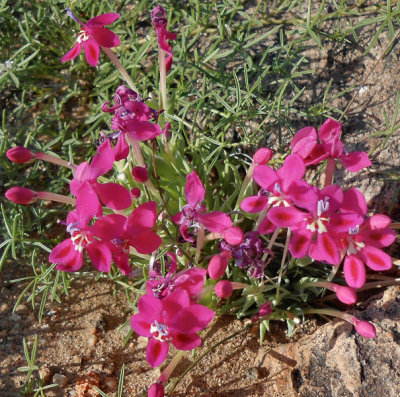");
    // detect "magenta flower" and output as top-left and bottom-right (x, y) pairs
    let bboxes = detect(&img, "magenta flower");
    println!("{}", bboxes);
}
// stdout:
(70, 140), (131, 225)
(131, 289), (214, 367)
(152, 5), (177, 71)
(291, 118), (372, 172)
(172, 171), (234, 242)
(49, 210), (112, 272)
(90, 202), (162, 275)
(62, 9), (120, 66)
